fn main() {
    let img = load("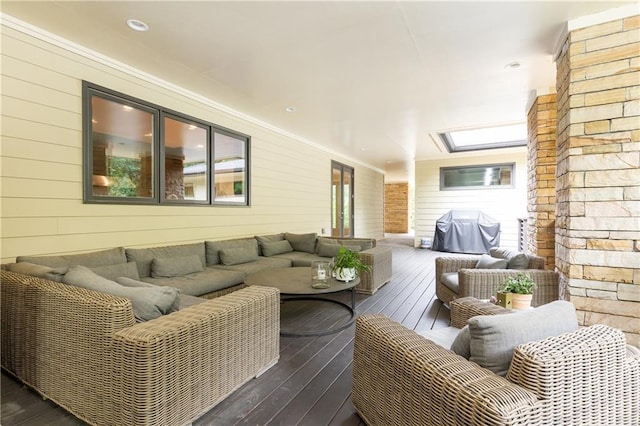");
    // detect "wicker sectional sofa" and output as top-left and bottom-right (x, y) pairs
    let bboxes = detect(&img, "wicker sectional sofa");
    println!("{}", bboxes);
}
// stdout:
(1, 233), (391, 425)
